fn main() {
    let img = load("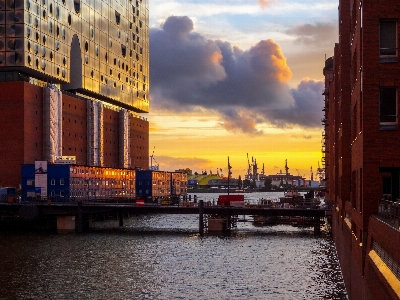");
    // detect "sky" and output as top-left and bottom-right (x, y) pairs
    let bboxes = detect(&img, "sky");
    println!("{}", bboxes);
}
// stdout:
(147, 0), (338, 179)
